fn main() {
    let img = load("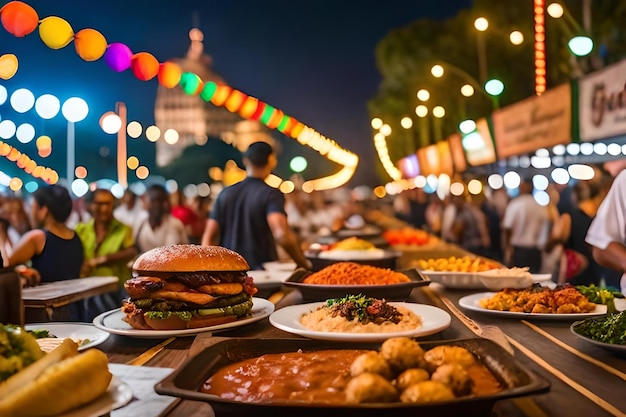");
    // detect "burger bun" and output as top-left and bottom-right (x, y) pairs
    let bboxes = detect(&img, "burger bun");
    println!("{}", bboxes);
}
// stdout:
(132, 244), (250, 272)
